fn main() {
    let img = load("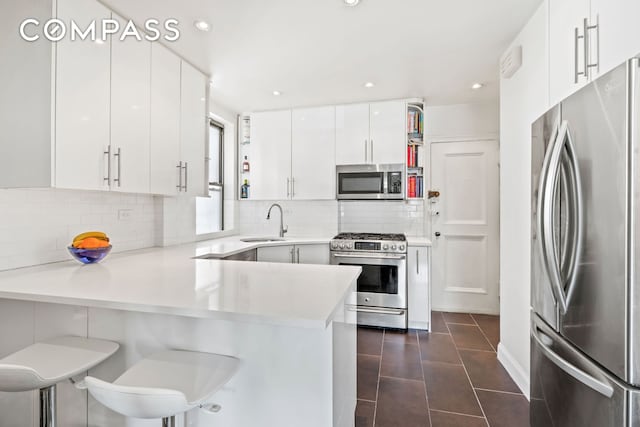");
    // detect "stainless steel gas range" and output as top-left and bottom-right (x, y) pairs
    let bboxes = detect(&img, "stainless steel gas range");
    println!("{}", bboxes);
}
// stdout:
(330, 232), (407, 329)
